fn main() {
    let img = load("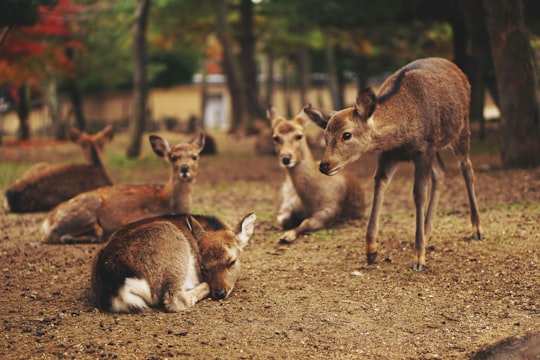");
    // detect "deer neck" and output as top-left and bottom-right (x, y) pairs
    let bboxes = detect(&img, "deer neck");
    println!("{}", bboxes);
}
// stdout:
(286, 147), (319, 185)
(368, 114), (405, 152)
(165, 178), (192, 214)
(88, 143), (114, 183)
